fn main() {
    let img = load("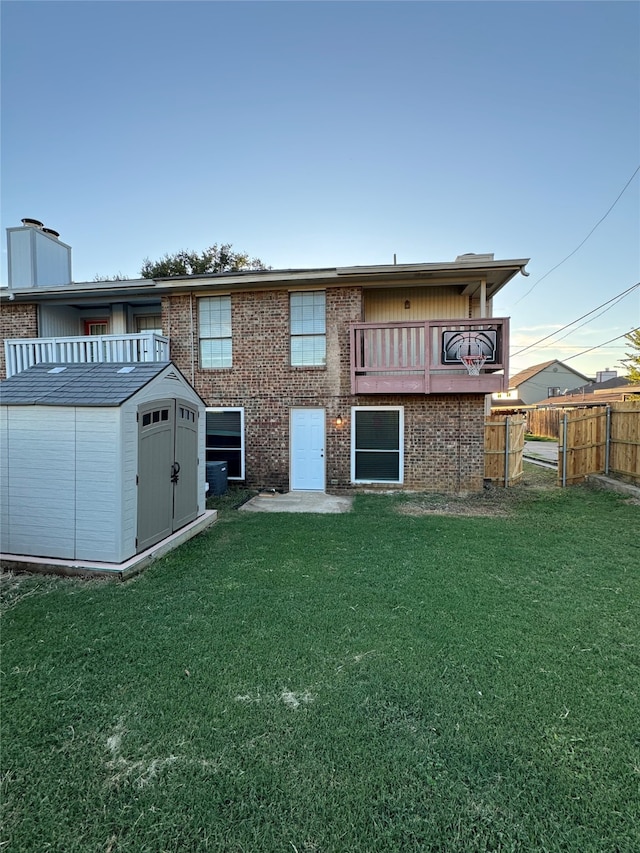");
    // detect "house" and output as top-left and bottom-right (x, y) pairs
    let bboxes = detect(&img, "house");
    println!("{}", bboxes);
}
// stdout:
(492, 359), (591, 410)
(1, 219), (530, 495)
(0, 361), (211, 568)
(534, 374), (639, 407)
